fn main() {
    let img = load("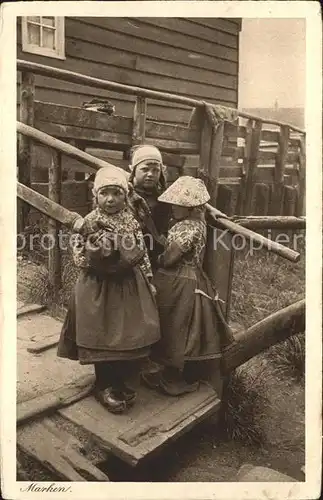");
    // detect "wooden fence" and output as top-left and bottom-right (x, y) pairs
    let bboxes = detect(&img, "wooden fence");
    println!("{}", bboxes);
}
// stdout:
(17, 60), (306, 315)
(17, 60), (306, 225)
